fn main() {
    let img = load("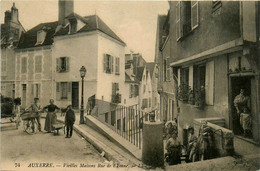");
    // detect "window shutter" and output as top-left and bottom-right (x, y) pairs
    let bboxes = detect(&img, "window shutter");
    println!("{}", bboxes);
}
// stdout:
(176, 2), (181, 39)
(205, 61), (214, 105)
(56, 58), (60, 72)
(191, 1), (199, 29)
(66, 57), (70, 72)
(103, 54), (107, 72)
(112, 83), (115, 95)
(38, 84), (41, 98)
(67, 82), (71, 92)
(118, 58), (120, 74)
(56, 82), (60, 100)
(135, 85), (139, 96)
(111, 56), (114, 73)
